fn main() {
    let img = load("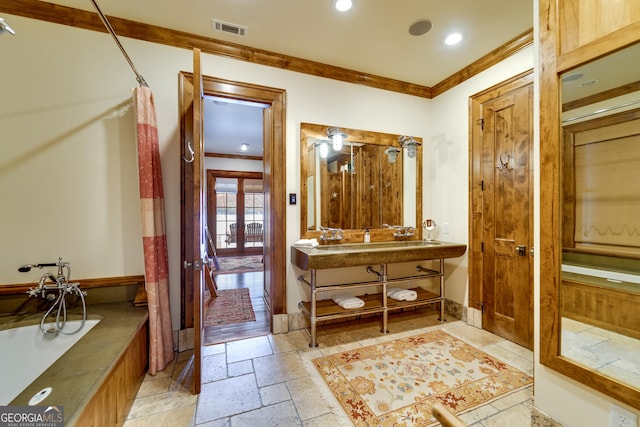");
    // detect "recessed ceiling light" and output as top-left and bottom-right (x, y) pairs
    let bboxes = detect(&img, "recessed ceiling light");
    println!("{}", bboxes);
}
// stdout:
(562, 73), (584, 82)
(444, 32), (463, 46)
(409, 19), (432, 36)
(333, 0), (352, 12)
(240, 143), (249, 152)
